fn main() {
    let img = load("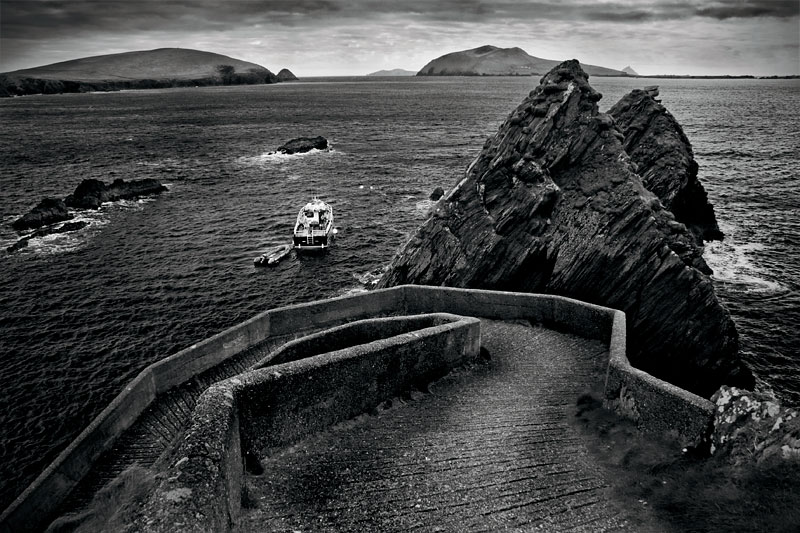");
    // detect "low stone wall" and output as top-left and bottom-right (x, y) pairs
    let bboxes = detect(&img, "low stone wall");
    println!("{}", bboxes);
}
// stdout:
(0, 287), (405, 533)
(402, 285), (616, 343)
(139, 313), (481, 532)
(604, 312), (715, 447)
